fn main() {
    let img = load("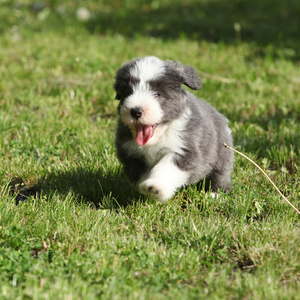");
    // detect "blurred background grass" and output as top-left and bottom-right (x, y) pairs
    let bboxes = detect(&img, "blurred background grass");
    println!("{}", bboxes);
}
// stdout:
(1, 0), (299, 55)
